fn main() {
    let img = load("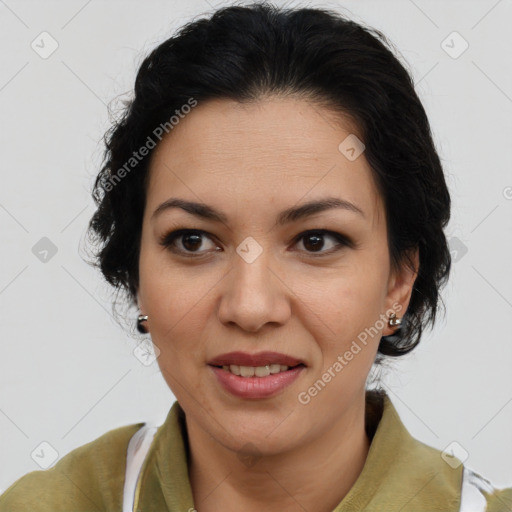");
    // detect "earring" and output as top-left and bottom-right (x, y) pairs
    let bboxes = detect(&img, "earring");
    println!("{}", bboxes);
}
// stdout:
(388, 312), (402, 328)
(137, 314), (149, 334)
